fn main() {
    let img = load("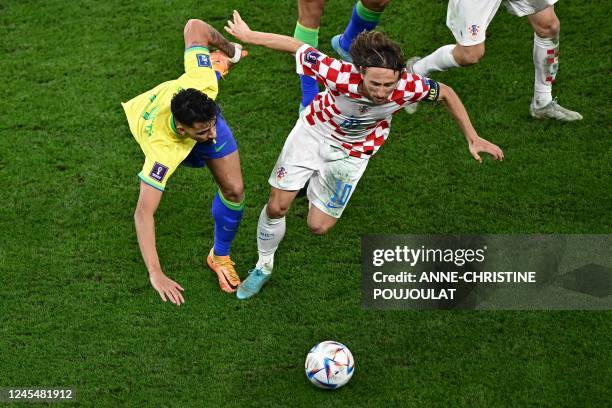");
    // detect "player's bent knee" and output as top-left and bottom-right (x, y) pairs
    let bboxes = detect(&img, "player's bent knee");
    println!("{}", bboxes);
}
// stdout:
(362, 0), (390, 11)
(535, 17), (560, 38)
(307, 222), (333, 235)
(220, 185), (244, 204)
(266, 200), (290, 219)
